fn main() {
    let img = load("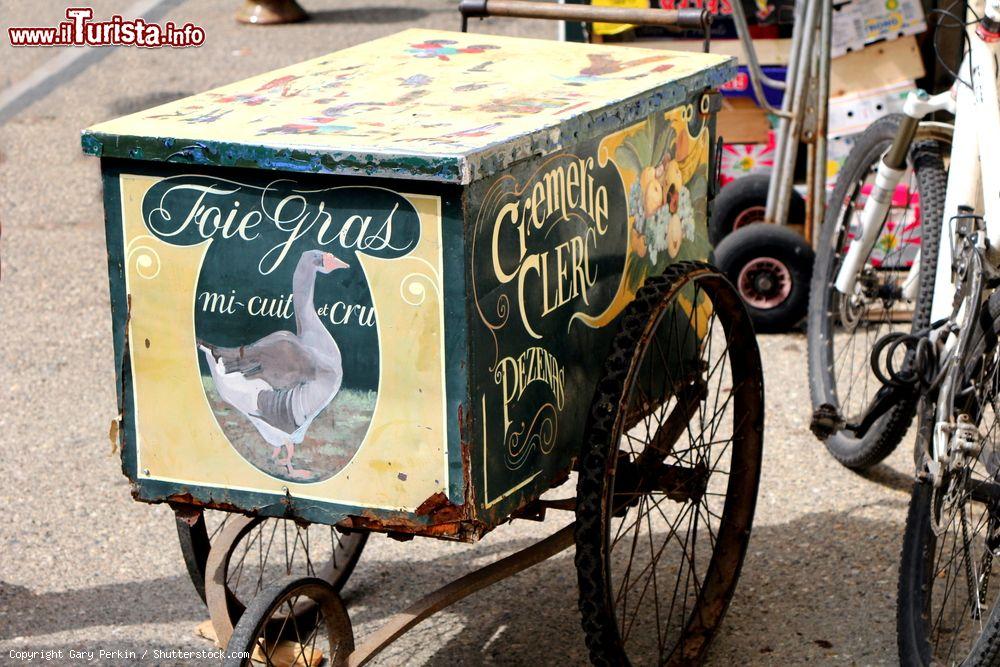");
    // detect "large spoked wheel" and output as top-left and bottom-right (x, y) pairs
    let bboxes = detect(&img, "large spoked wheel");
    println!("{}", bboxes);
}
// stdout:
(185, 513), (366, 646)
(575, 261), (764, 665)
(808, 114), (947, 469)
(898, 293), (1000, 666)
(225, 575), (354, 667)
